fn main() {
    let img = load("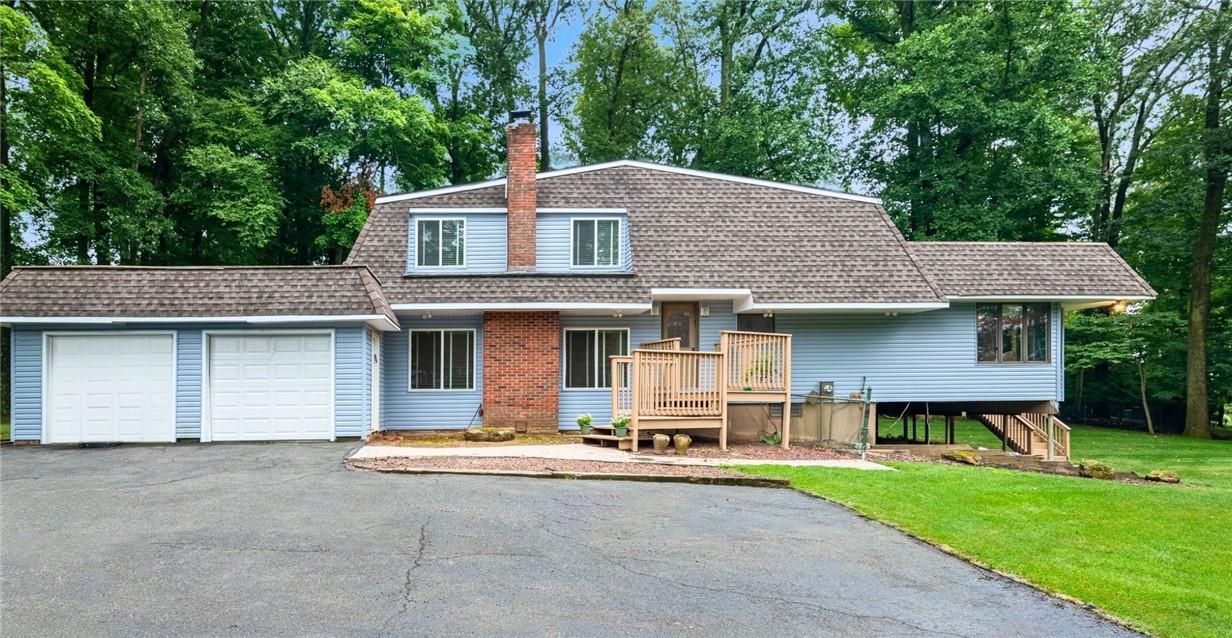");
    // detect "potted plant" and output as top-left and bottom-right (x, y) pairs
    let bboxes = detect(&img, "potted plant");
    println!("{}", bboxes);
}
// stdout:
(575, 414), (593, 435)
(611, 415), (630, 437)
(743, 353), (776, 391)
